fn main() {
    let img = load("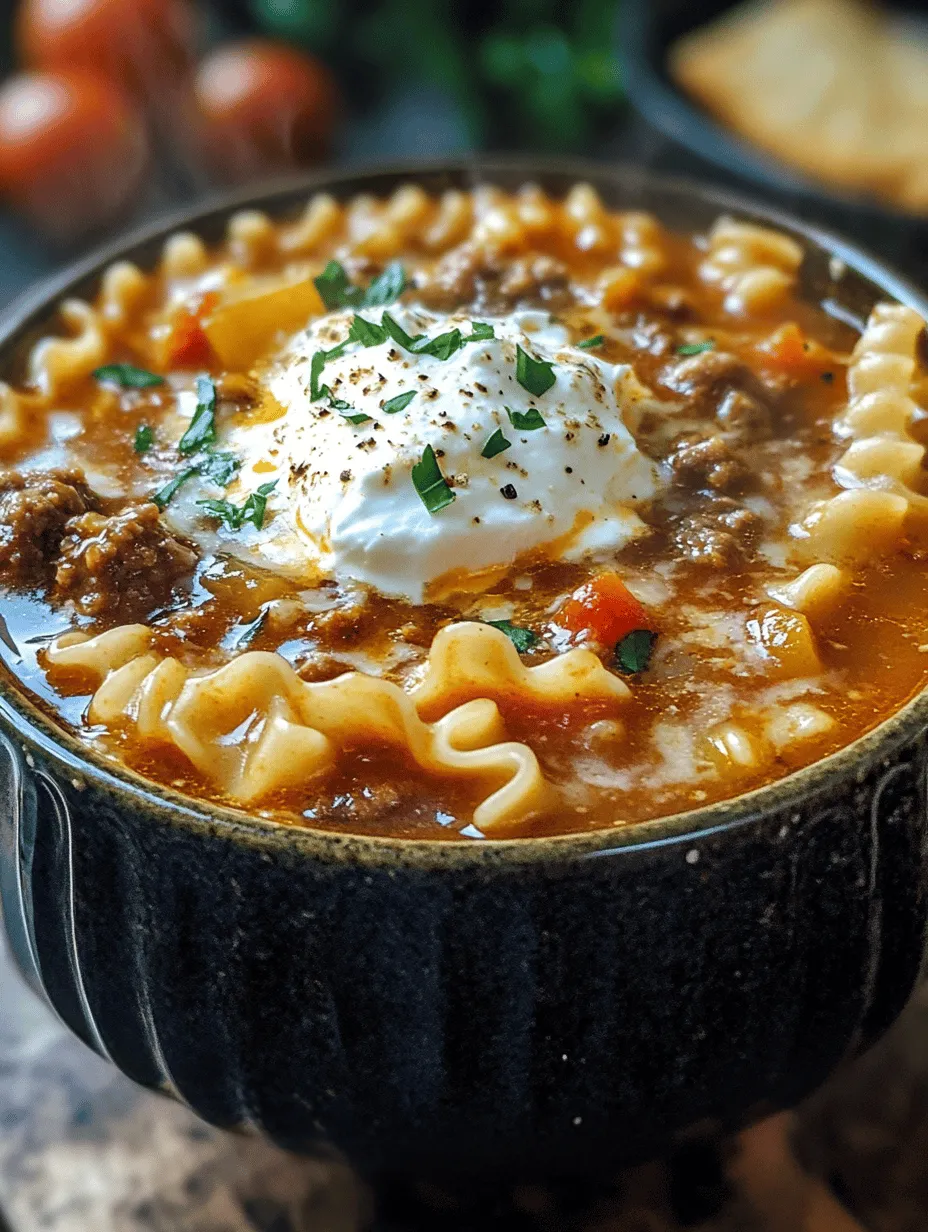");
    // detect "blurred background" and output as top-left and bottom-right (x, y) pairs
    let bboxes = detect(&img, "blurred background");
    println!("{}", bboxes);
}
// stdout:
(0, 0), (924, 303)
